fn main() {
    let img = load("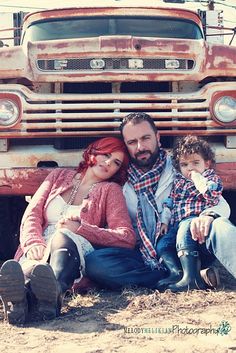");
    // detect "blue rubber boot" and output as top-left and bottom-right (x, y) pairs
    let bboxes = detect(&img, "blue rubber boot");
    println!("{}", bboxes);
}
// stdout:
(168, 250), (207, 292)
